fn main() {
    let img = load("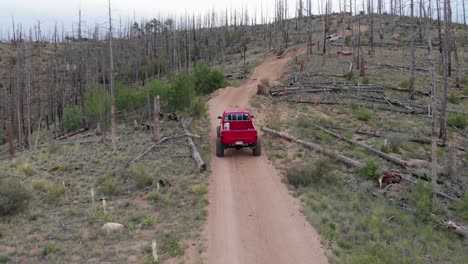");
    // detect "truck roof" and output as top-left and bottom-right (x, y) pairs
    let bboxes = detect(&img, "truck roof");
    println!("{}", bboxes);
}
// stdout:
(223, 109), (251, 114)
